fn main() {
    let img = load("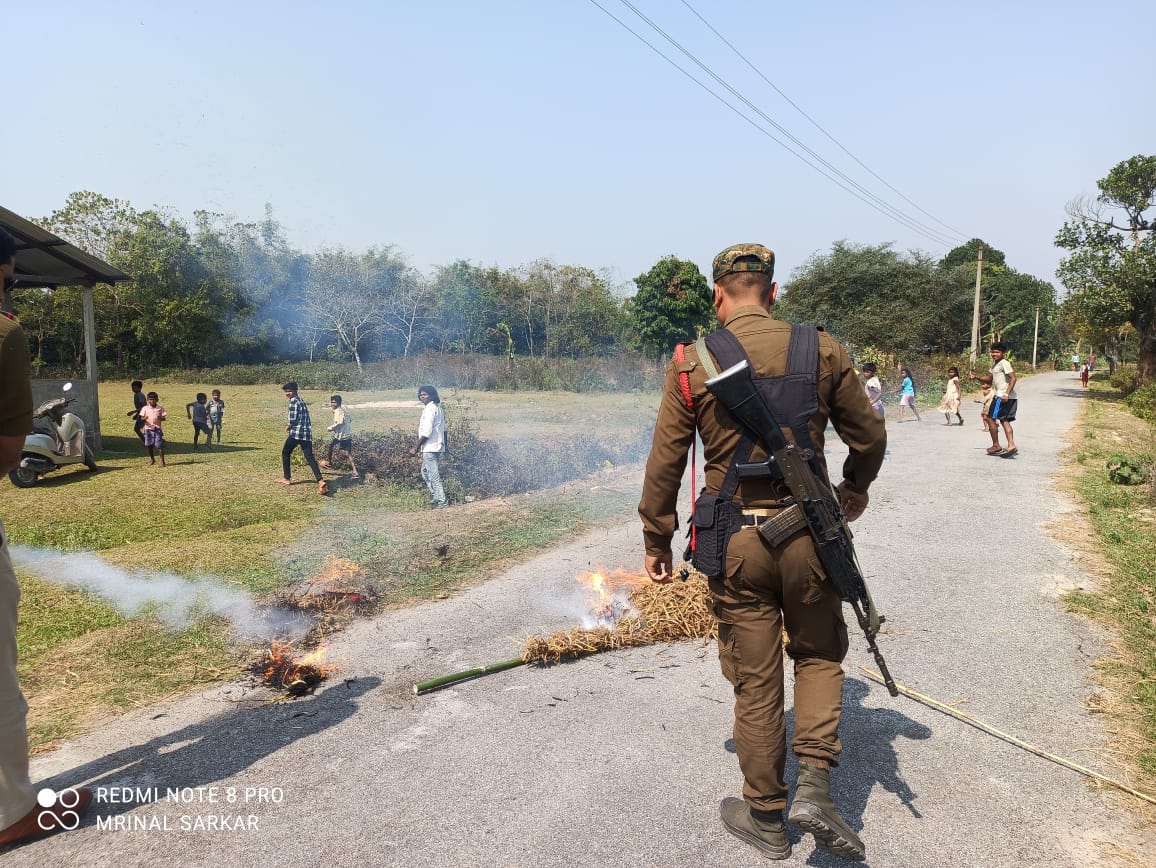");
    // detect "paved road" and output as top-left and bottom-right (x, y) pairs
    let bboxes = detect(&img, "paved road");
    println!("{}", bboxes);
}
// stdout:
(9, 371), (1154, 867)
